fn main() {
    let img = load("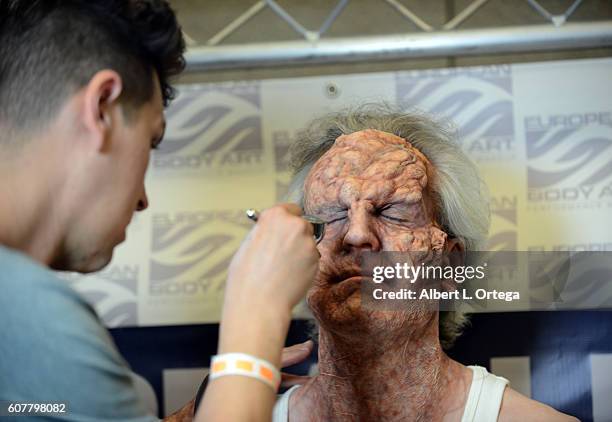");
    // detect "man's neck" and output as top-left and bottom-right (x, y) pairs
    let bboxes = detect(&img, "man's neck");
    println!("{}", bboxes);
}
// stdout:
(291, 315), (469, 421)
(0, 138), (65, 266)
